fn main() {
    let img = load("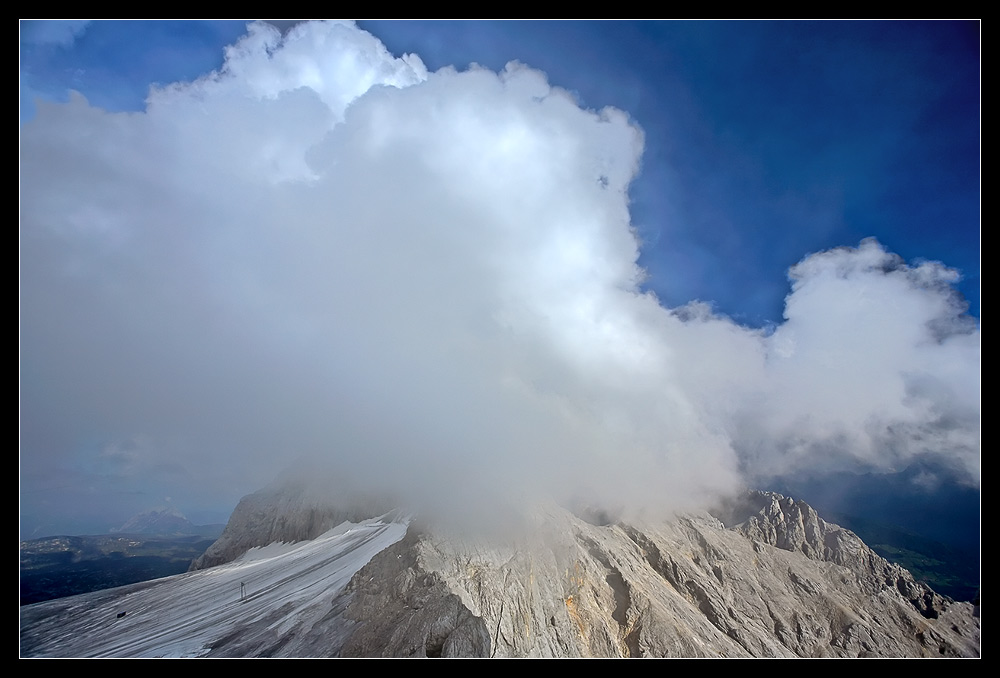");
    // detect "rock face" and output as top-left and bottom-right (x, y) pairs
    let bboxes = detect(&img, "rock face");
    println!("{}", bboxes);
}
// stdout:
(201, 490), (979, 657)
(719, 491), (954, 621)
(189, 481), (390, 571)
